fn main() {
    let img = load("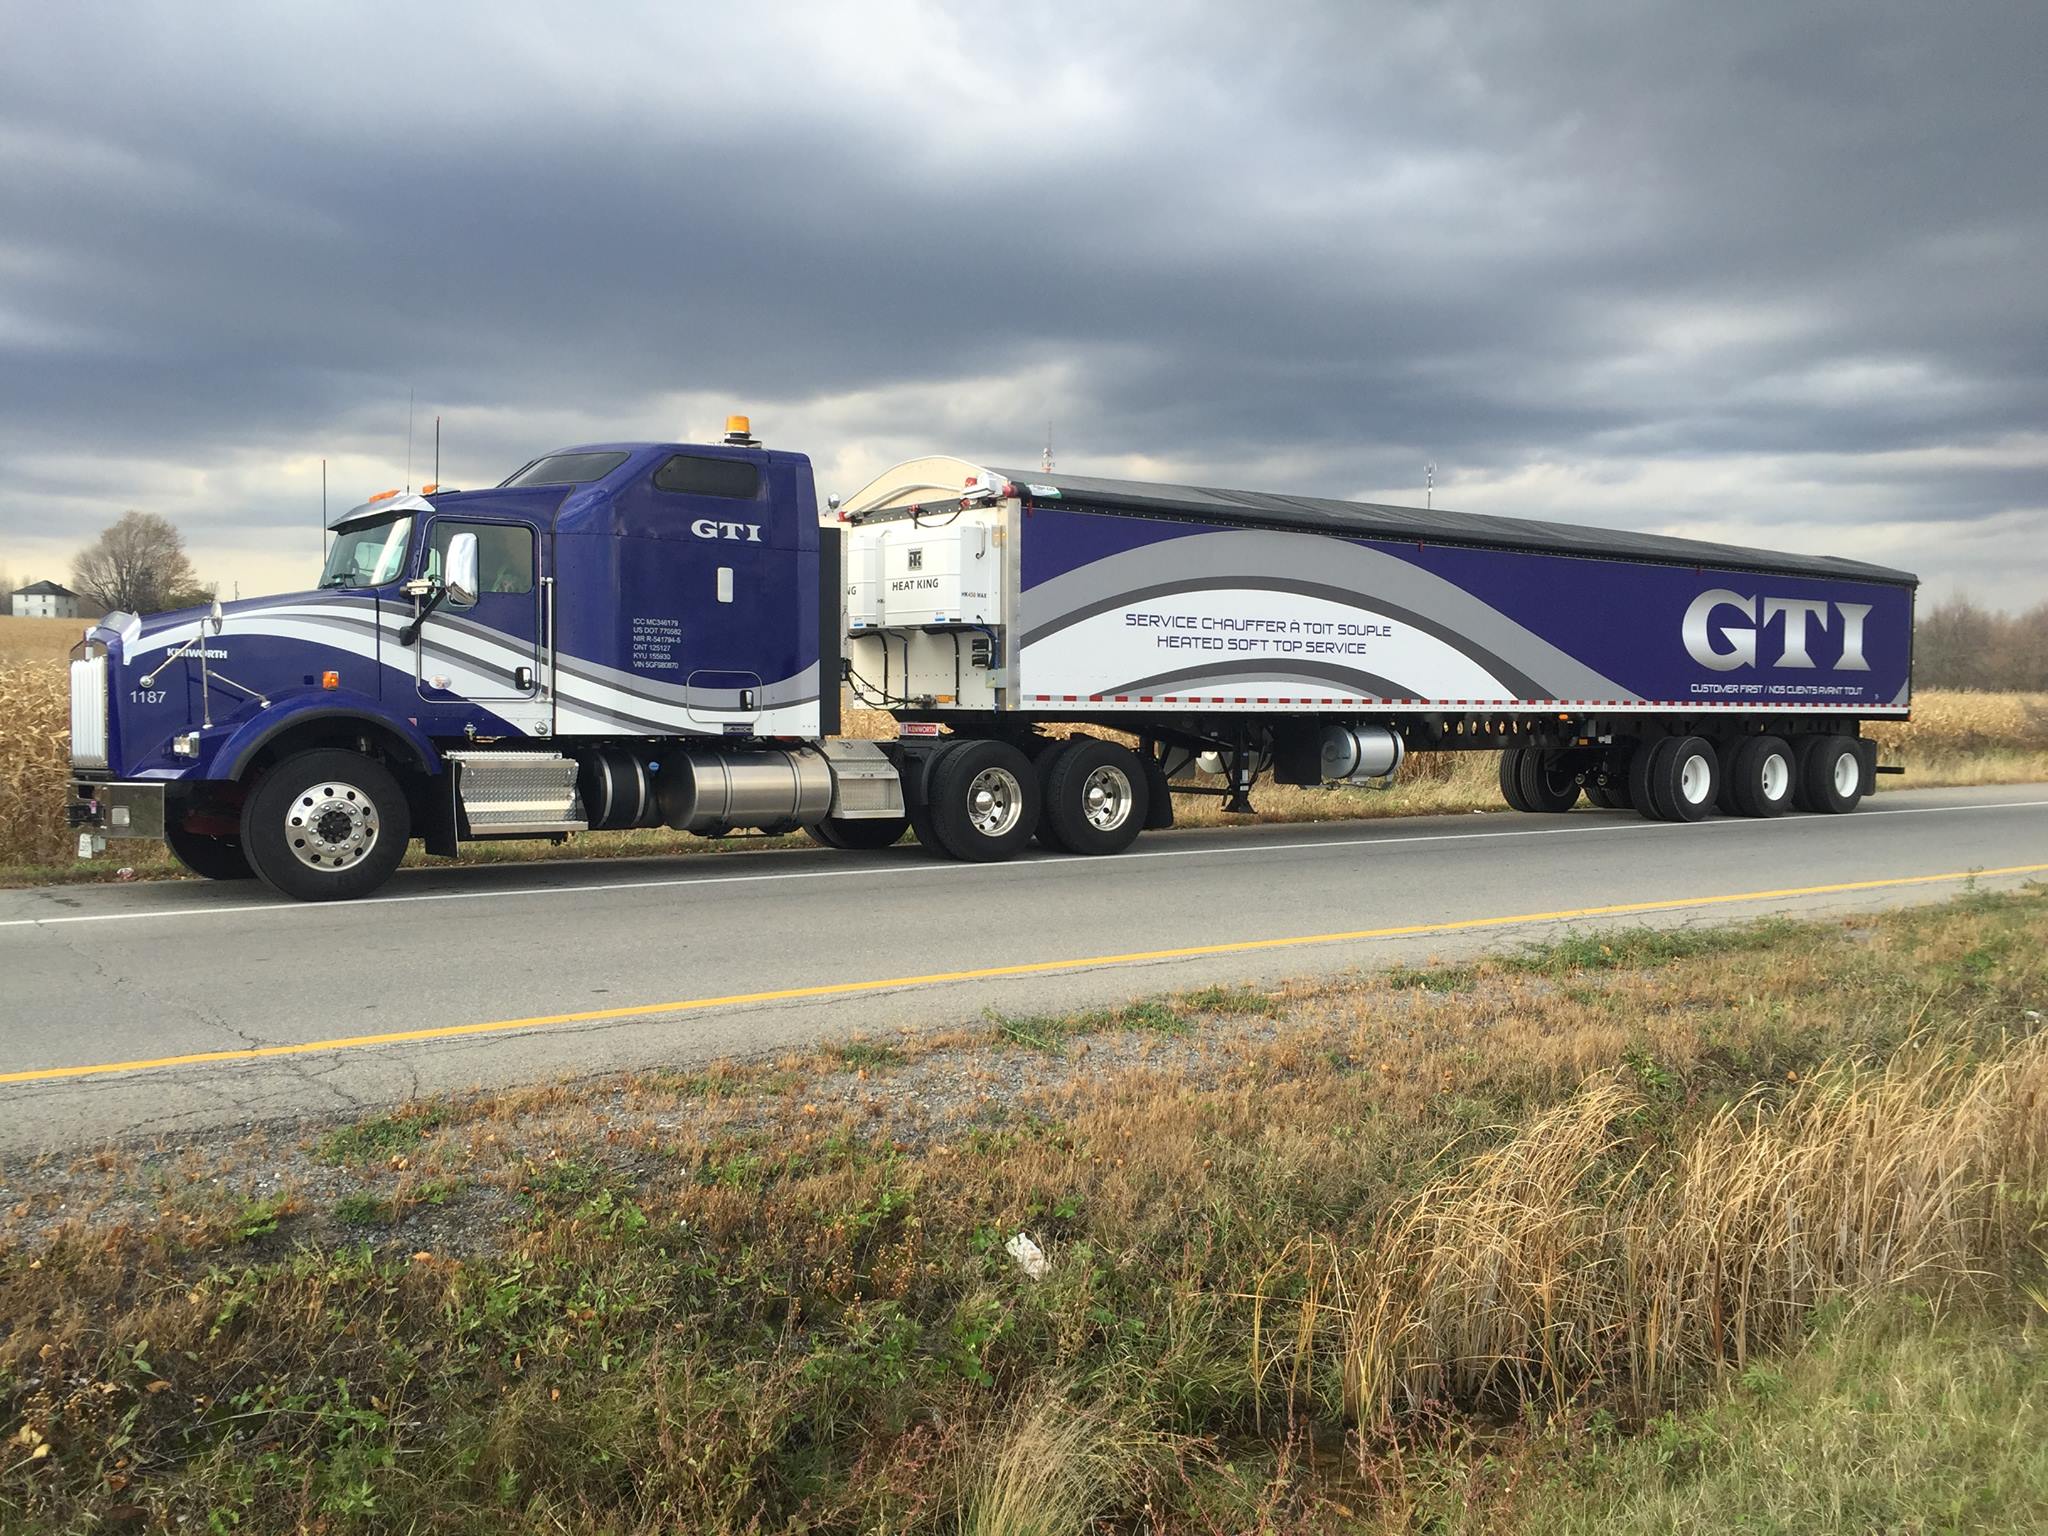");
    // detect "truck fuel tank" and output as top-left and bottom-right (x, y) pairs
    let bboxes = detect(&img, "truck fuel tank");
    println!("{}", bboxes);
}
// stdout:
(657, 746), (834, 835)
